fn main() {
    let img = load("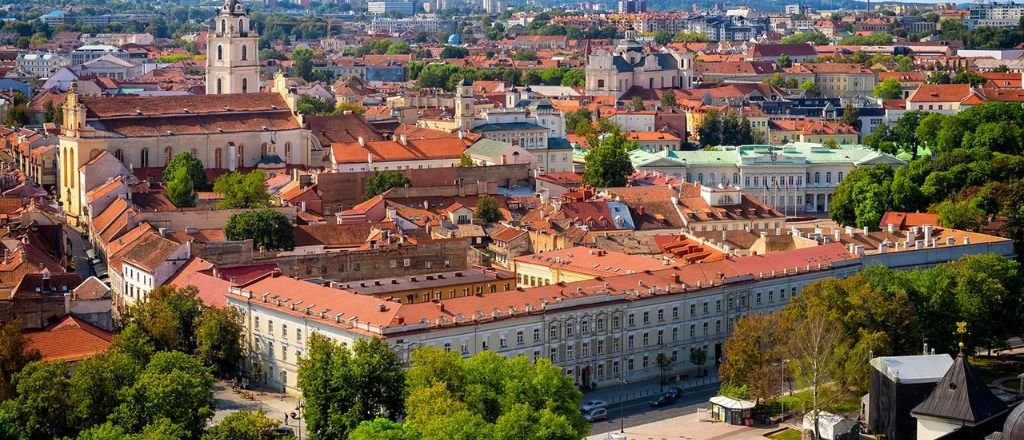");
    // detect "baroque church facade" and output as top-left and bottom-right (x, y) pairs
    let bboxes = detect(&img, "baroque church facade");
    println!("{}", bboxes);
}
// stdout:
(584, 28), (696, 98)
(58, 0), (313, 222)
